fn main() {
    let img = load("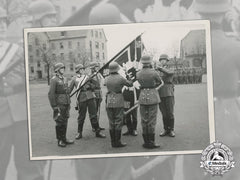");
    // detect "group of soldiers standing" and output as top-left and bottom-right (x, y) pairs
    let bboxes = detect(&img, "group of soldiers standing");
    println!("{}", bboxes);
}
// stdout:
(48, 53), (176, 149)
(173, 68), (204, 84)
